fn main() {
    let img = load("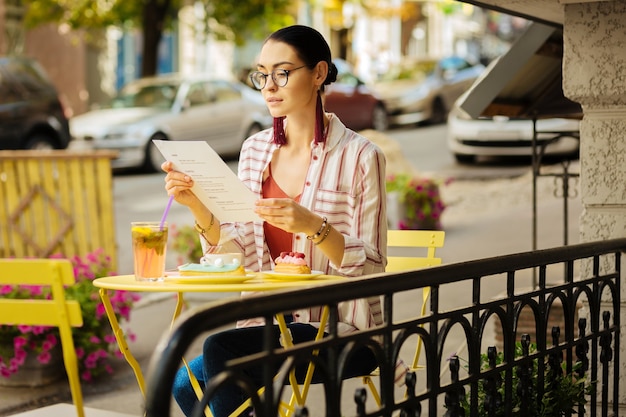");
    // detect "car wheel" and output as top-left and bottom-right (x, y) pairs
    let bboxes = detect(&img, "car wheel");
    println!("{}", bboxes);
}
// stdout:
(372, 104), (389, 131)
(454, 153), (476, 164)
(24, 134), (56, 150)
(144, 133), (168, 173)
(429, 97), (447, 125)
